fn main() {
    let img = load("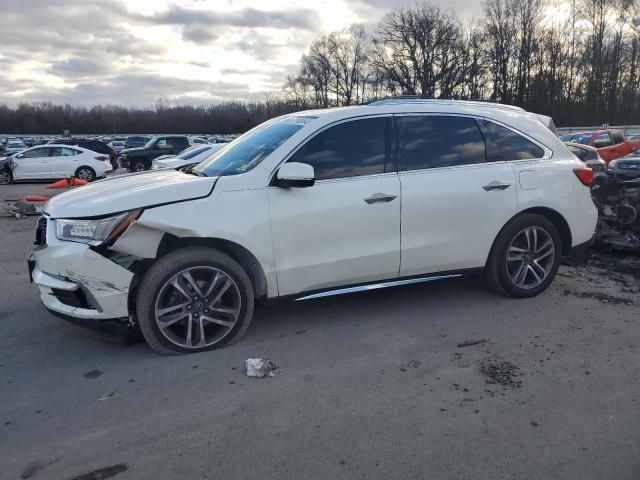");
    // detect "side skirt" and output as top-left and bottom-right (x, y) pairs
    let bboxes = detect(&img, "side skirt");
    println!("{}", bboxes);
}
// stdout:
(277, 268), (484, 303)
